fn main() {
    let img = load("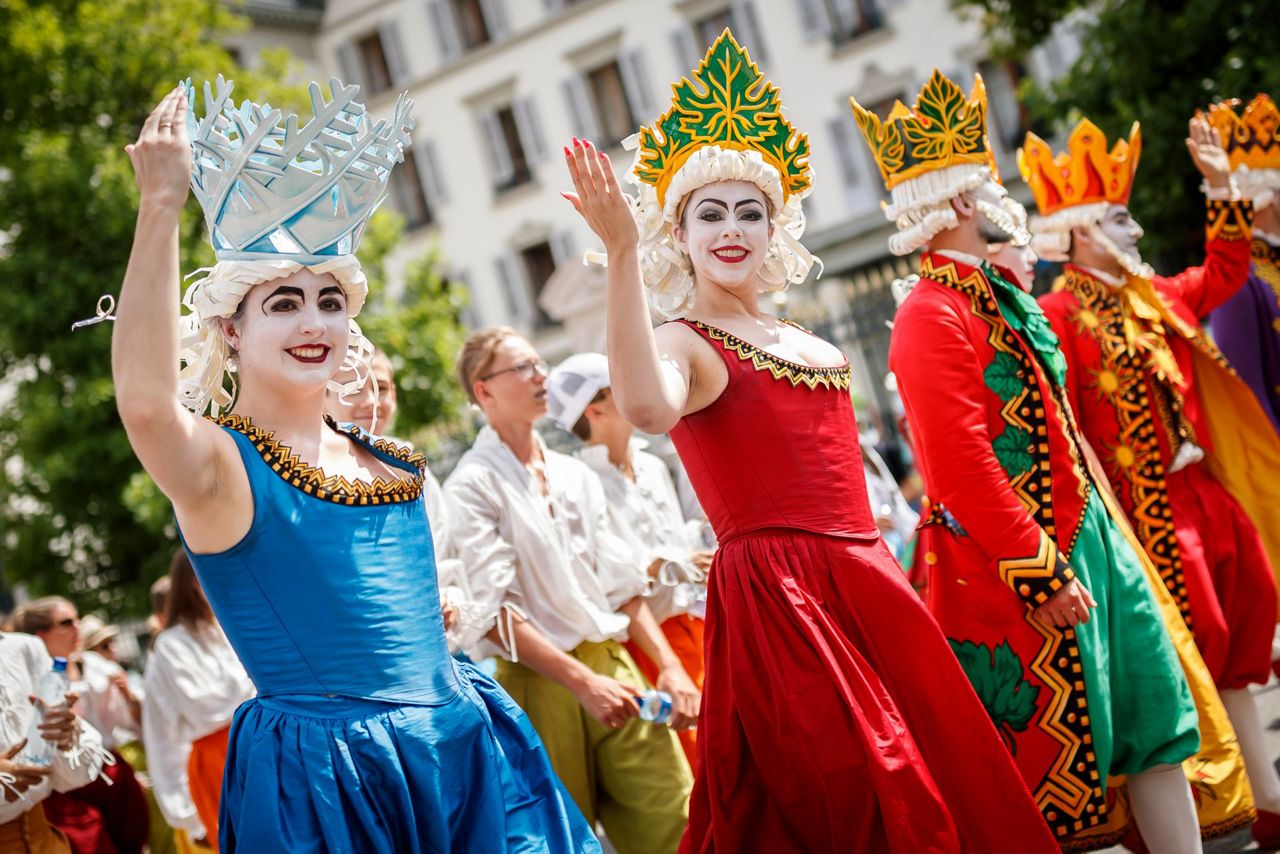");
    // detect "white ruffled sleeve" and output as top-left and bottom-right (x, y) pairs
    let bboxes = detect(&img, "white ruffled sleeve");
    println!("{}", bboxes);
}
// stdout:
(444, 467), (528, 660)
(581, 470), (648, 611)
(49, 715), (109, 793)
(142, 644), (206, 837)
